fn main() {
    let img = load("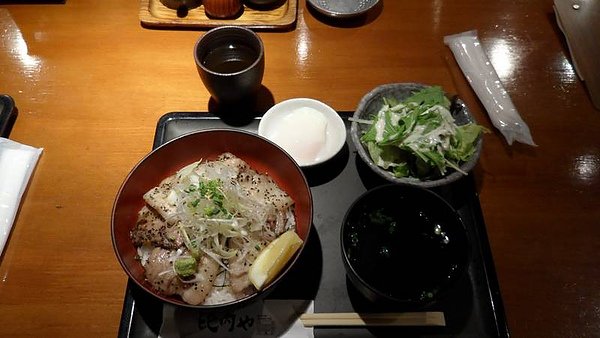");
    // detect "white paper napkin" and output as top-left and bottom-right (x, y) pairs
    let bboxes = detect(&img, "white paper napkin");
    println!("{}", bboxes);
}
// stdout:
(0, 137), (43, 255)
(159, 299), (314, 338)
